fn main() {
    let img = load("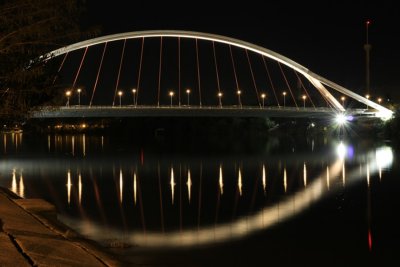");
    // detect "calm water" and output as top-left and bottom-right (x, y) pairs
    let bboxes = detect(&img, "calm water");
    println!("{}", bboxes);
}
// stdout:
(0, 131), (399, 266)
